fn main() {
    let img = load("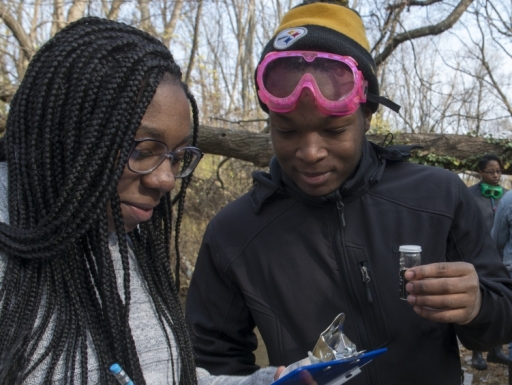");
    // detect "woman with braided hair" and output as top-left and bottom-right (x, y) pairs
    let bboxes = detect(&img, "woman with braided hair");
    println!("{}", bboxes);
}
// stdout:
(0, 17), (277, 385)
